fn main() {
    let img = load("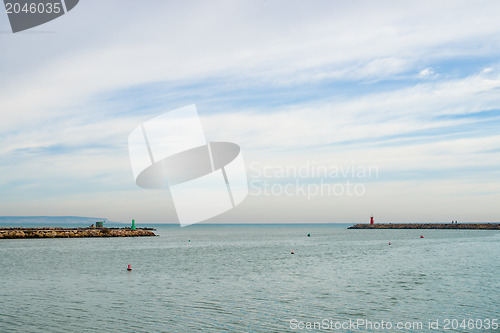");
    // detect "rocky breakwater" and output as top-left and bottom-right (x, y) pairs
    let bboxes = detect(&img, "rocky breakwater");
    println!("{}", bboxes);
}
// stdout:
(348, 223), (500, 230)
(0, 227), (157, 239)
